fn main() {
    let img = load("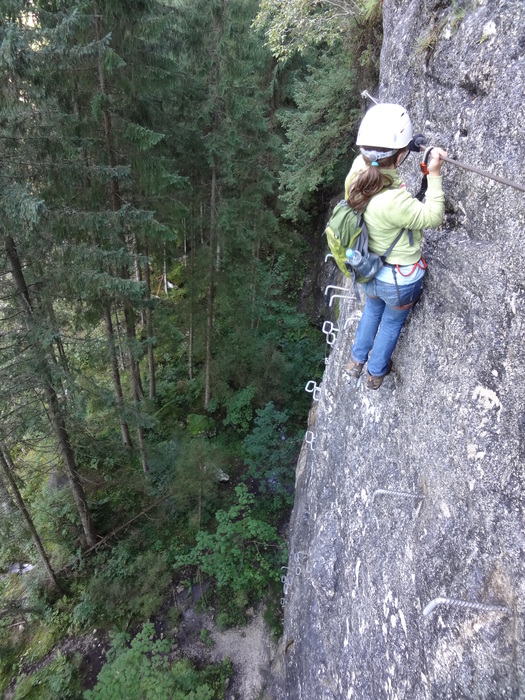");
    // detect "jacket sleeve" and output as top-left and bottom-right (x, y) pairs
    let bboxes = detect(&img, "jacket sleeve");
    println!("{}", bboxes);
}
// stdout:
(382, 176), (445, 230)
